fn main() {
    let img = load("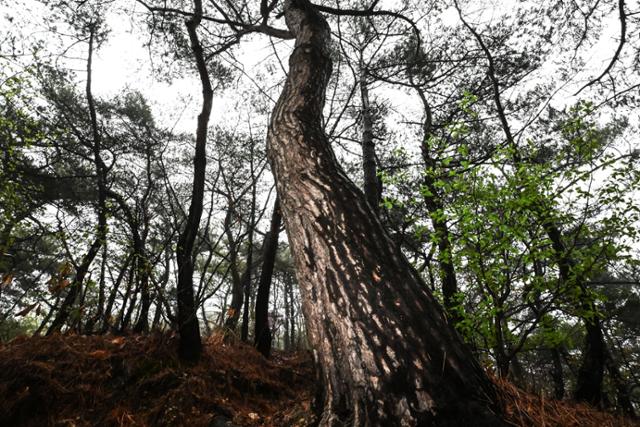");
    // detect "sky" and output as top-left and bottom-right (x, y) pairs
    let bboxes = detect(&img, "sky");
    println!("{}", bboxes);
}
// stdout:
(2, 1), (632, 135)
(2, 0), (637, 177)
